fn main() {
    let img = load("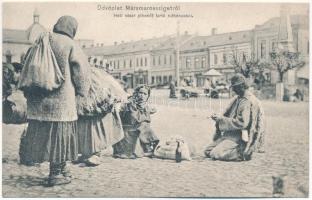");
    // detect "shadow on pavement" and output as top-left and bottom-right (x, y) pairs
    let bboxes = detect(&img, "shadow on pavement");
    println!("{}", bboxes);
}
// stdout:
(6, 175), (46, 188)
